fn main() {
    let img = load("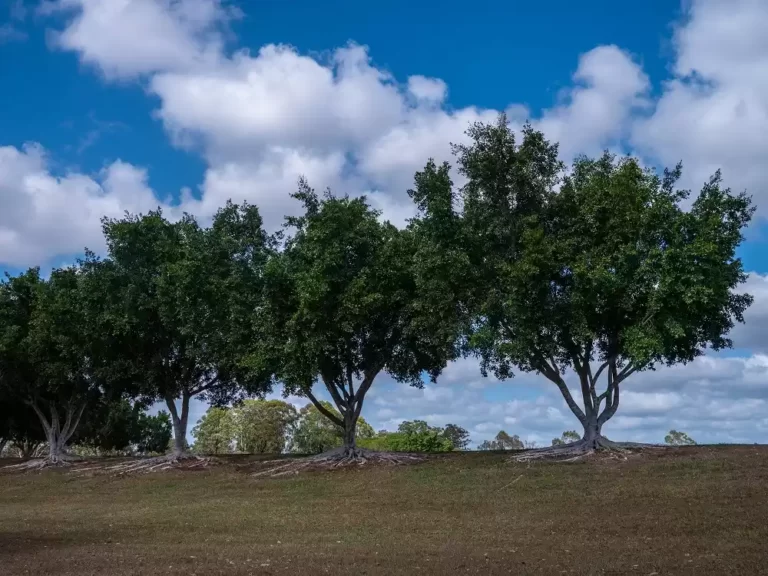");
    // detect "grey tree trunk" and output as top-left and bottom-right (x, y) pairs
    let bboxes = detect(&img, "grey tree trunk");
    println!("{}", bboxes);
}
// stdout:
(0, 438), (7, 456)
(581, 417), (603, 449)
(342, 410), (358, 455)
(165, 392), (191, 457)
(28, 400), (86, 463)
